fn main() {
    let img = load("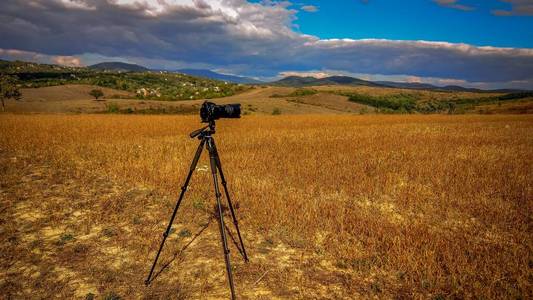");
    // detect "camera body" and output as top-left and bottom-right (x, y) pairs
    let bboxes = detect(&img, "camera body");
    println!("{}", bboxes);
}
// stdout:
(200, 101), (241, 123)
